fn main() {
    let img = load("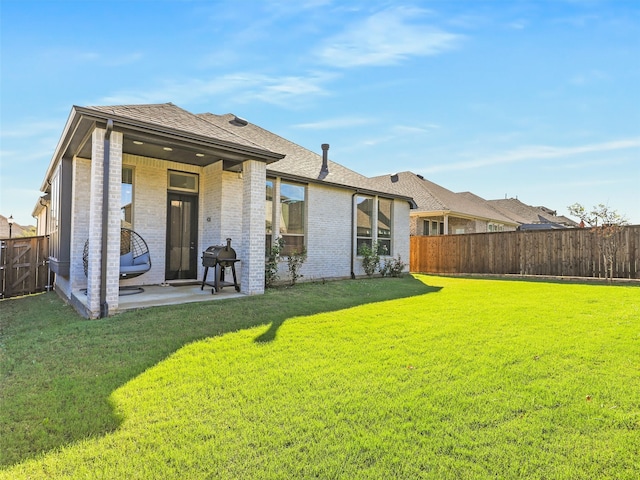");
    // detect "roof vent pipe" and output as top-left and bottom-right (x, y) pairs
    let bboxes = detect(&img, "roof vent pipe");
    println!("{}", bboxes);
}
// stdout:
(319, 143), (329, 179)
